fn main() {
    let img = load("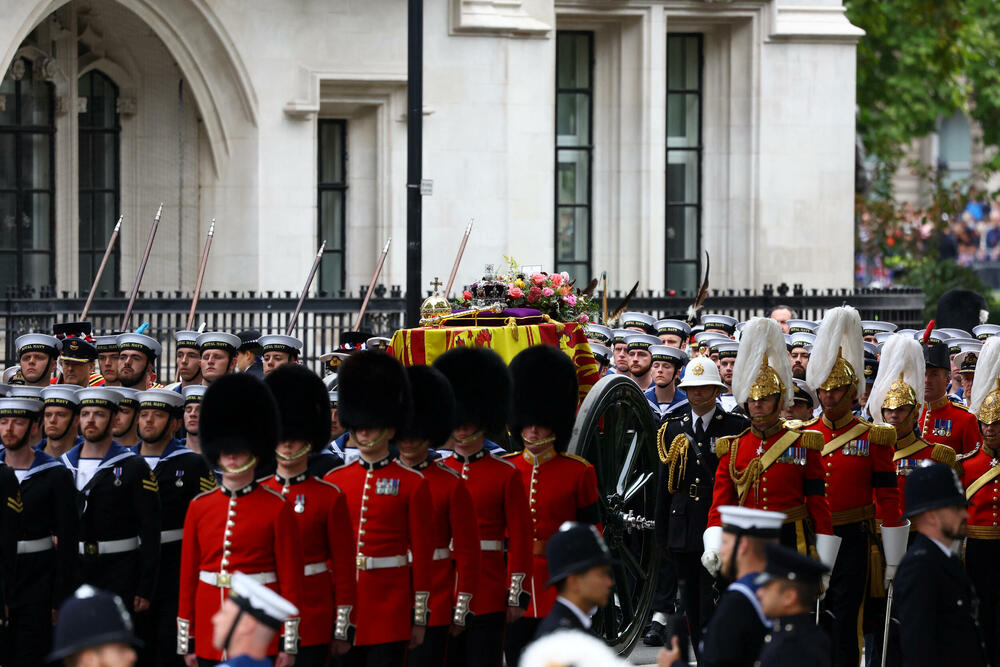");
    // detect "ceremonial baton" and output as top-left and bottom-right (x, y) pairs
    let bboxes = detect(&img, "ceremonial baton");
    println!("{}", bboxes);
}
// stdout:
(880, 579), (895, 667)
(353, 237), (391, 332)
(286, 240), (326, 336)
(121, 204), (162, 331)
(81, 215), (122, 320)
(184, 219), (215, 331)
(444, 219), (473, 298)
